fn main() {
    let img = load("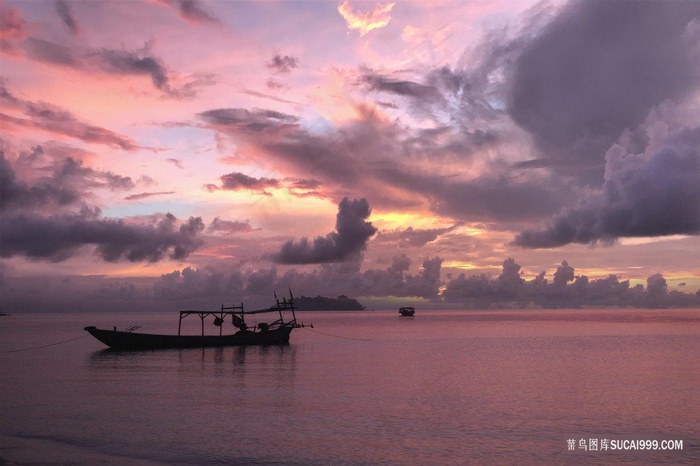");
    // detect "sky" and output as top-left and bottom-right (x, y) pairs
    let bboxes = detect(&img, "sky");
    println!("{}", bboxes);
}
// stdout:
(1, 0), (699, 311)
